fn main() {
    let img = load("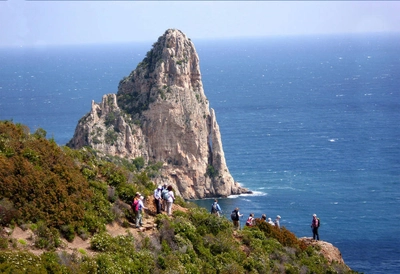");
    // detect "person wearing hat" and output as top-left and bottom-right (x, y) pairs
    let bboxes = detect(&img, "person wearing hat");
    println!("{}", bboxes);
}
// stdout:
(268, 217), (275, 226)
(135, 196), (147, 228)
(274, 215), (281, 228)
(311, 214), (320, 240)
(154, 185), (163, 214)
